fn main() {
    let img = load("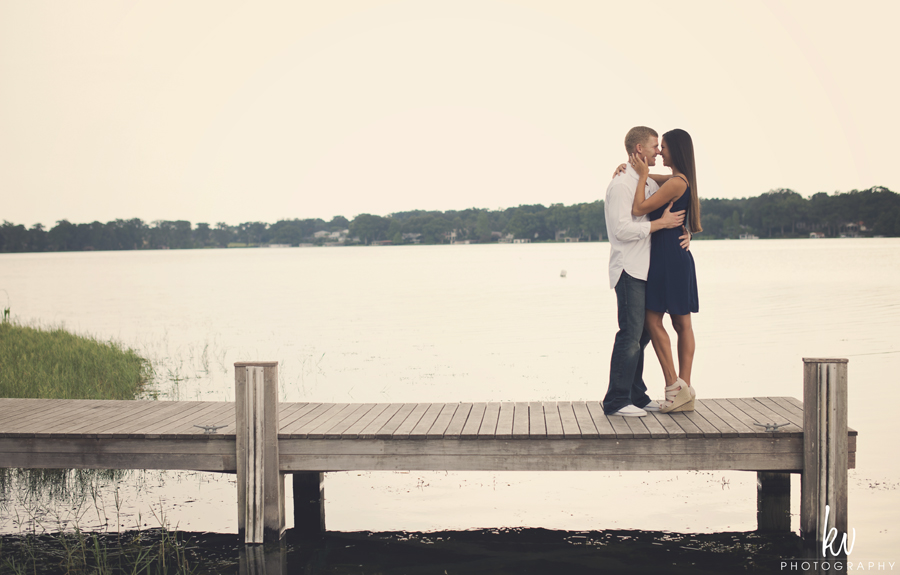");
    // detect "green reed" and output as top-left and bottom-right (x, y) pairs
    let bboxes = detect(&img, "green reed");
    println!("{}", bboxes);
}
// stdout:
(0, 321), (150, 400)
